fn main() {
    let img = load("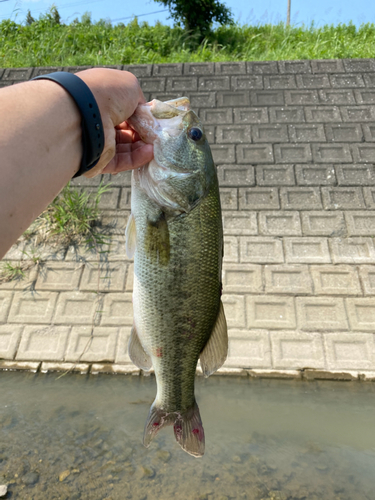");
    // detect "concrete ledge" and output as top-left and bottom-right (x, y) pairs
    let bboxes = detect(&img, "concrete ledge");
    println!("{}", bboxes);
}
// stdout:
(91, 363), (140, 375)
(301, 368), (359, 381)
(0, 360), (40, 372)
(40, 361), (90, 374)
(247, 369), (302, 379)
(214, 367), (248, 376)
(1, 361), (375, 382)
(359, 371), (375, 381)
